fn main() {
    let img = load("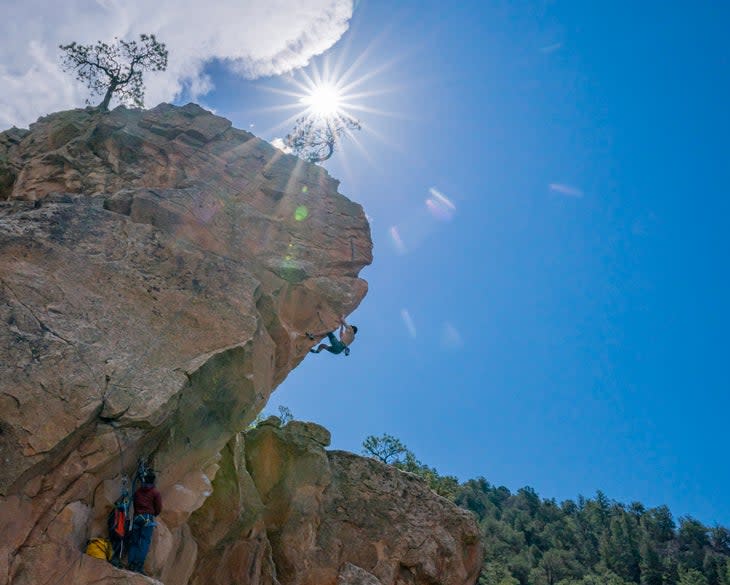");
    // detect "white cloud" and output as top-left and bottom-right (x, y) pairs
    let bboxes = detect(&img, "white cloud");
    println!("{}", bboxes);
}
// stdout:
(0, 0), (353, 129)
